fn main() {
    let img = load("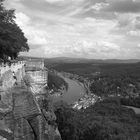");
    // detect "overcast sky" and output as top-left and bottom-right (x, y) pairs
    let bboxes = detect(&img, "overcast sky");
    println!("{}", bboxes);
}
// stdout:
(5, 0), (140, 59)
